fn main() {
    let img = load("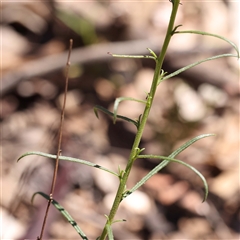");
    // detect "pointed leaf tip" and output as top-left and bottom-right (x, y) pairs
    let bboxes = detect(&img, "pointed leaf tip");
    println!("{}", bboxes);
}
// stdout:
(93, 107), (99, 119)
